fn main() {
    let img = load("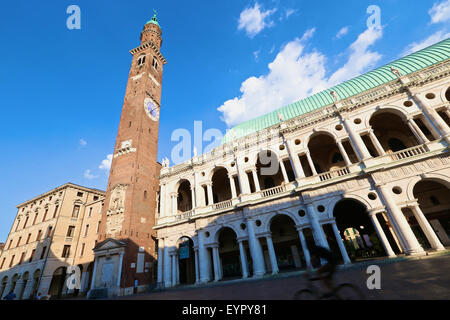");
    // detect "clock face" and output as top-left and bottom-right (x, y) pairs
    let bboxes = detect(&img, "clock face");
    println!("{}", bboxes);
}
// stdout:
(144, 98), (159, 121)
